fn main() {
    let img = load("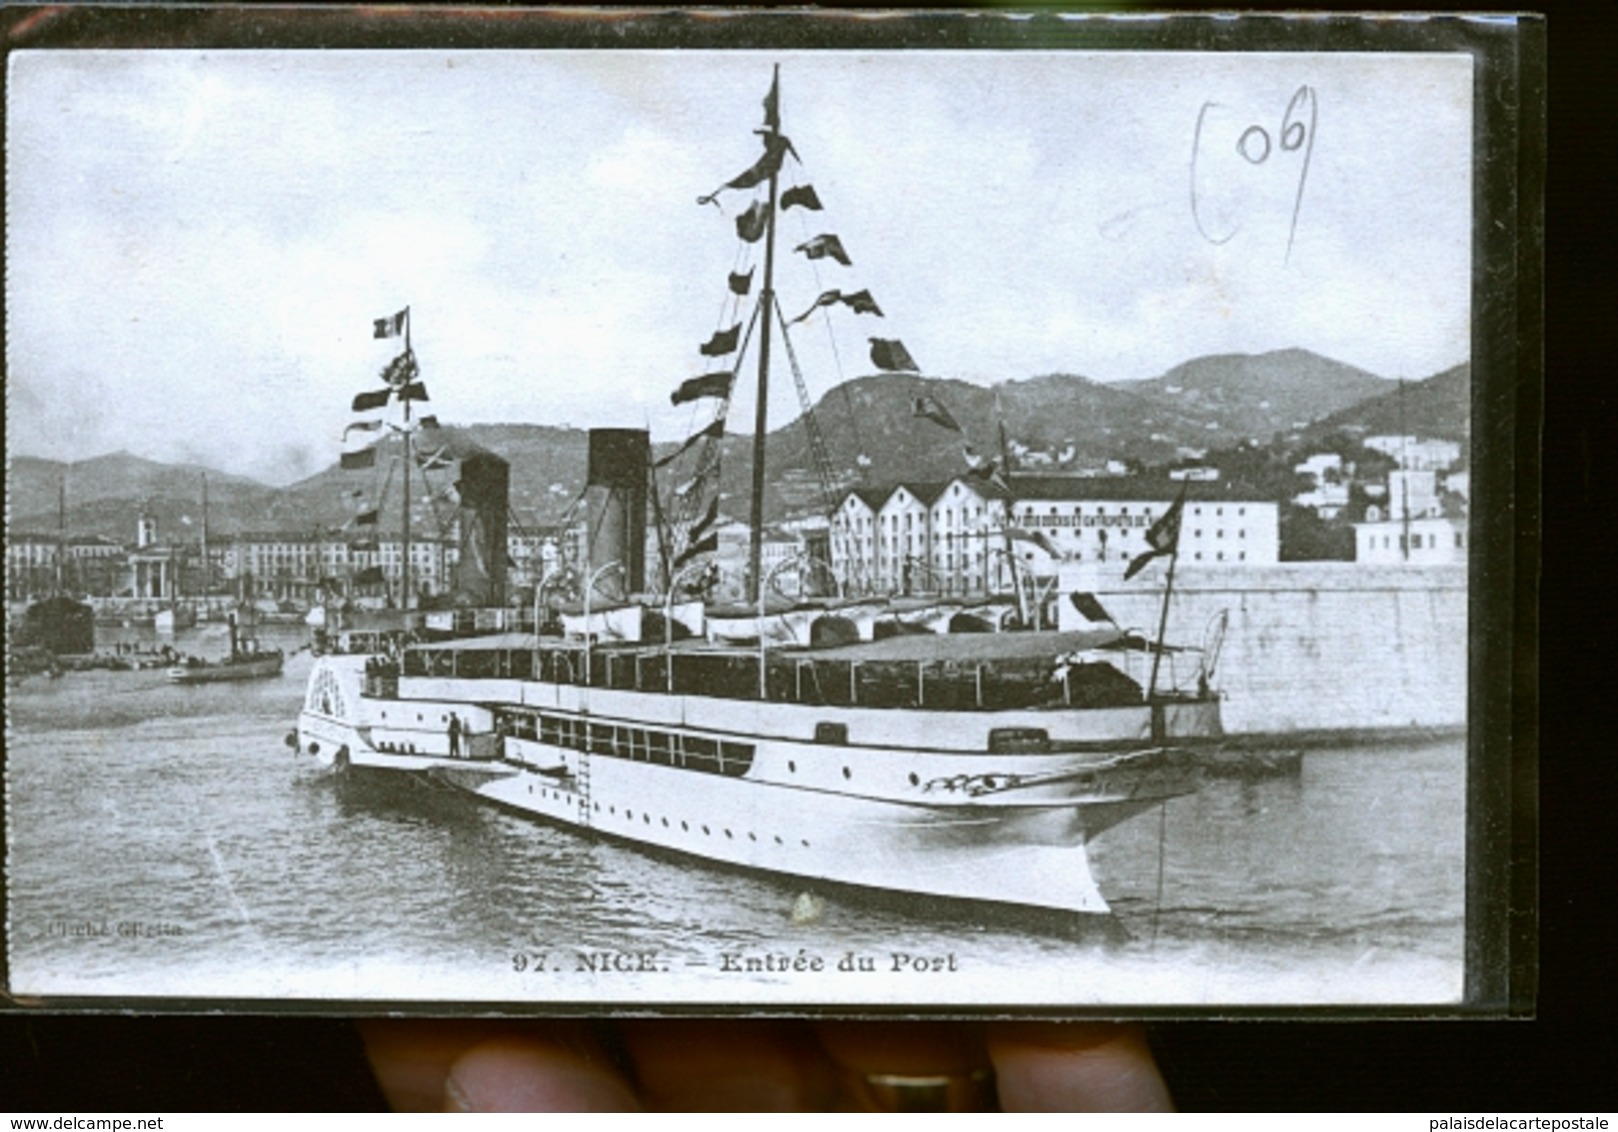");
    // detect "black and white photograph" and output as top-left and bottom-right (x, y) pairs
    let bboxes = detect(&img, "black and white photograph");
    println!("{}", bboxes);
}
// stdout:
(4, 22), (1527, 1015)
